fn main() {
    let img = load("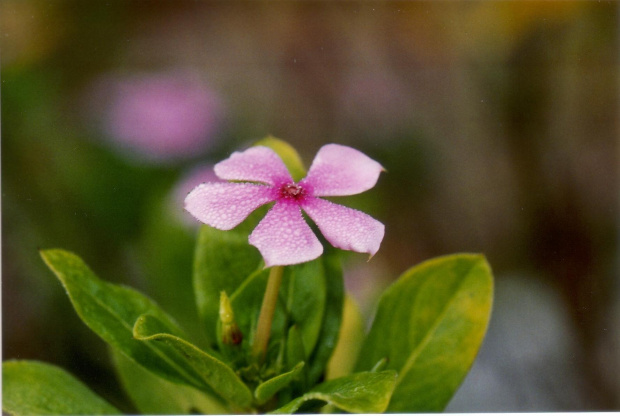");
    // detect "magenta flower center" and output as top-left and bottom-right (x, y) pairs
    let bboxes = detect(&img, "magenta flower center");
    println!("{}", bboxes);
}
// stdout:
(280, 183), (306, 201)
